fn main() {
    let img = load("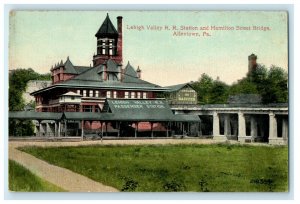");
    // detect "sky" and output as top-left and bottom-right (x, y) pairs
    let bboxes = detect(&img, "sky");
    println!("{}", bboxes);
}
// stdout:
(9, 11), (288, 86)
